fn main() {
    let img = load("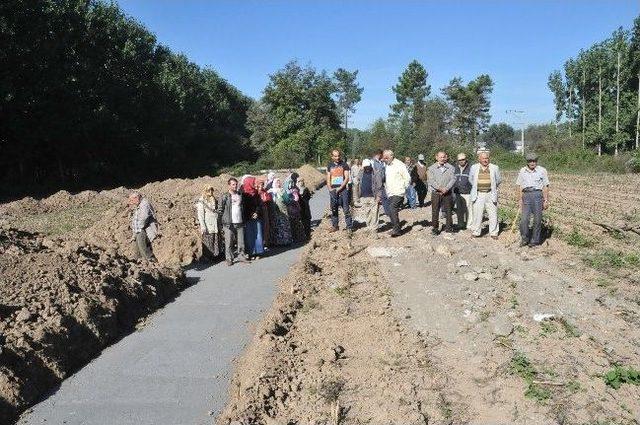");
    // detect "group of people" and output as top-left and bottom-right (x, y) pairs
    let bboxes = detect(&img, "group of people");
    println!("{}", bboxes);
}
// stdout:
(326, 148), (550, 247)
(128, 172), (312, 266)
